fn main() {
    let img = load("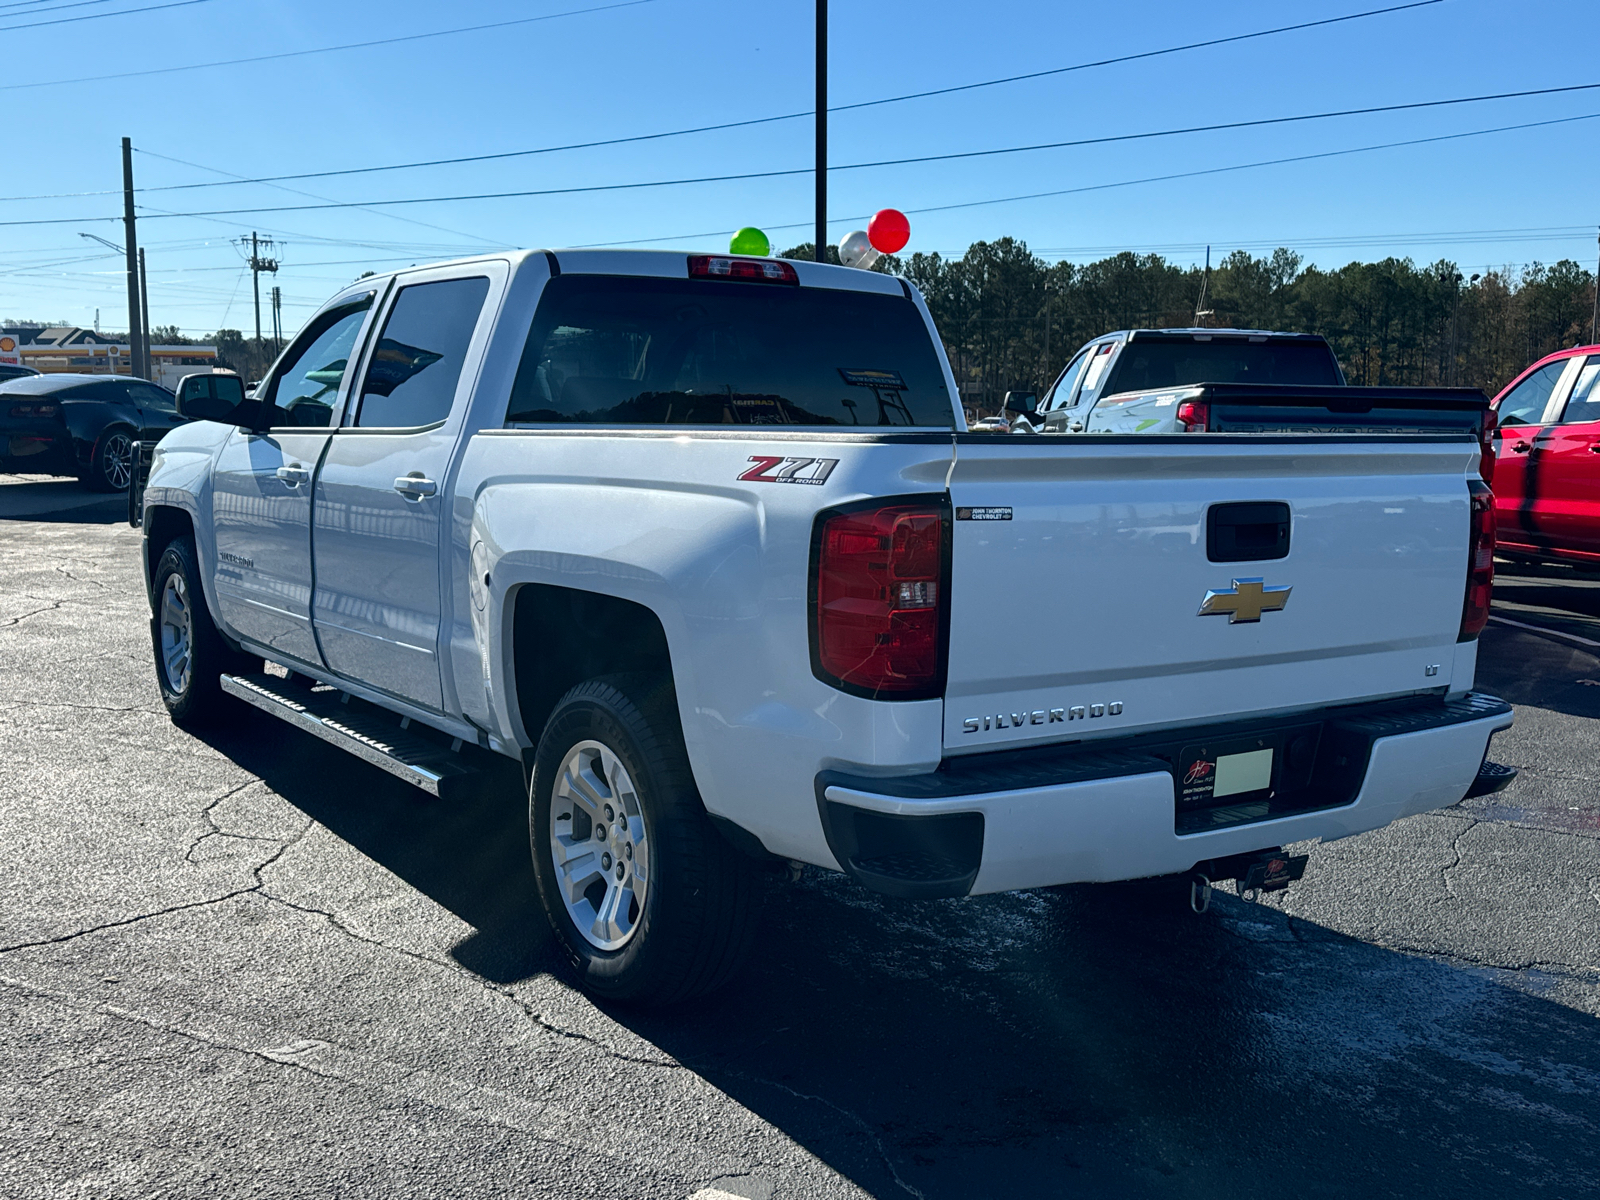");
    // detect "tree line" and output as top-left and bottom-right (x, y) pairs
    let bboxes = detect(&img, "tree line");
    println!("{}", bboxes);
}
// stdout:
(197, 239), (1596, 401)
(836, 239), (1595, 409)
